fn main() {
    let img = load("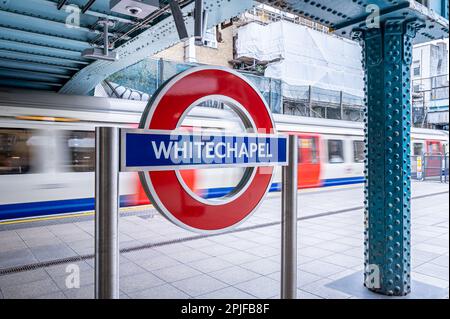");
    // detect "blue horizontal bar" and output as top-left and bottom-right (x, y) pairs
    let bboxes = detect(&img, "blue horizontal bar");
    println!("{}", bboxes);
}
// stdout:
(0, 177), (365, 221)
